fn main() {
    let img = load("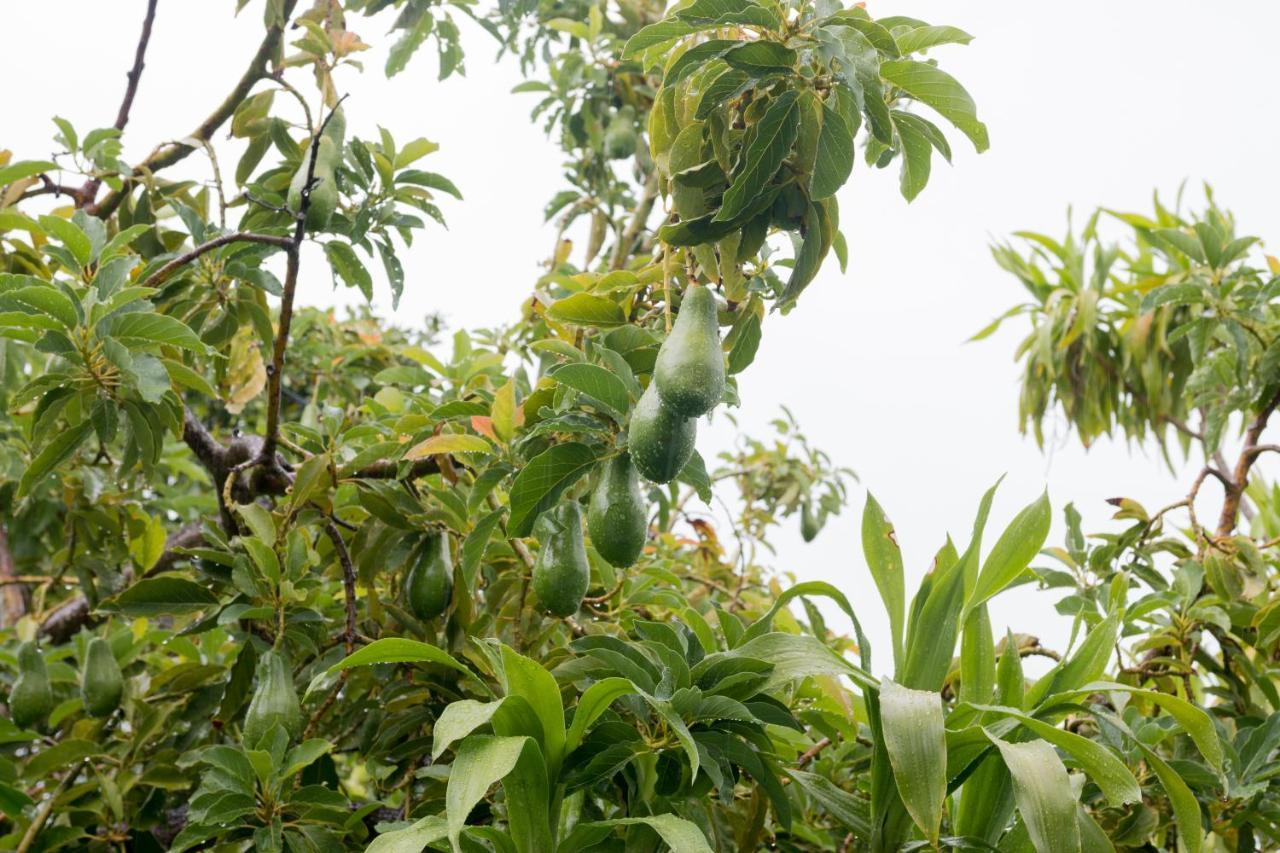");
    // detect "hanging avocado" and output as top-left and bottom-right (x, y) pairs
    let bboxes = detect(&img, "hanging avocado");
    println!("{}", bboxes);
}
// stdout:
(587, 454), (648, 568)
(287, 108), (344, 231)
(81, 637), (124, 718)
(242, 649), (303, 747)
(532, 502), (590, 617)
(405, 532), (453, 621)
(628, 382), (696, 484)
(604, 105), (638, 160)
(653, 285), (725, 417)
(9, 642), (53, 729)
(800, 500), (822, 542)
